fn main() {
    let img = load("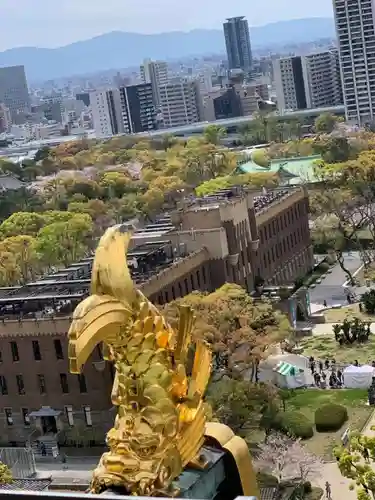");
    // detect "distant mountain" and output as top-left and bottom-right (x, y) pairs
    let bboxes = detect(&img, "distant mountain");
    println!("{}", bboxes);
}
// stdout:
(0, 17), (335, 81)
